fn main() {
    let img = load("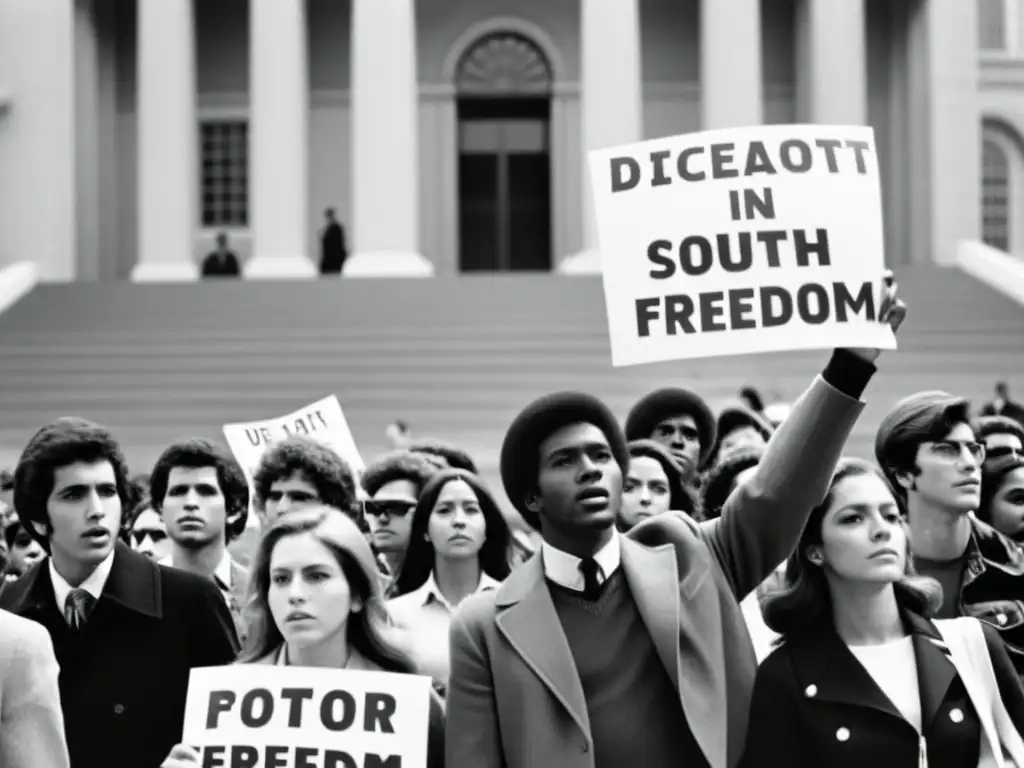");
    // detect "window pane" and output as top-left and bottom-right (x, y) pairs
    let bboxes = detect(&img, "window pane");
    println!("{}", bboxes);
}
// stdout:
(199, 120), (249, 228)
(982, 138), (1010, 251)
